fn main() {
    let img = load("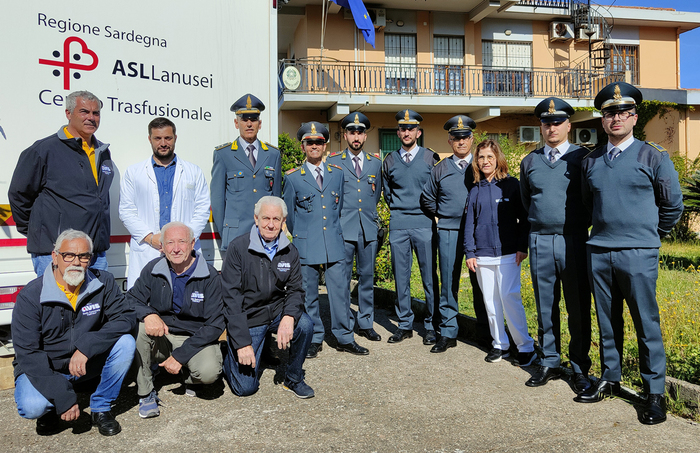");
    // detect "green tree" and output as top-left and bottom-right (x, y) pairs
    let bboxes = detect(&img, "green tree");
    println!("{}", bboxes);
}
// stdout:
(278, 132), (304, 172)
